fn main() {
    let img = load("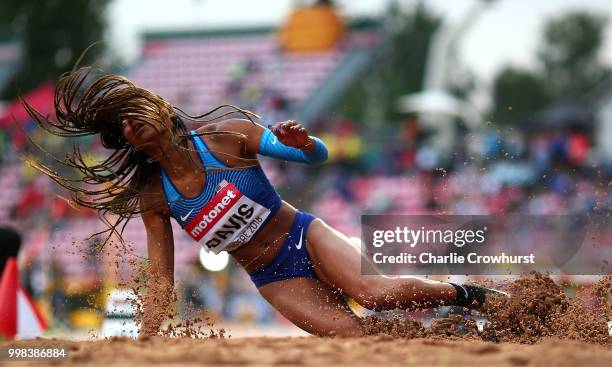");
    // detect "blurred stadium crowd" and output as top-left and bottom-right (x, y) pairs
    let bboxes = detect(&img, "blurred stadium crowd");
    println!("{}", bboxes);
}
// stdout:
(0, 1), (610, 332)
